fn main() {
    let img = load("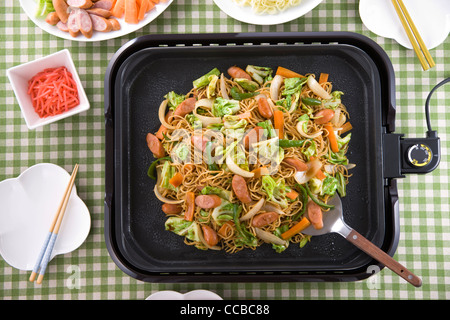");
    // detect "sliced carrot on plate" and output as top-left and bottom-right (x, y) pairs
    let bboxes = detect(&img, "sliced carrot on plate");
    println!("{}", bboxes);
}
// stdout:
(111, 0), (125, 18)
(125, 0), (139, 24)
(138, 0), (147, 21)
